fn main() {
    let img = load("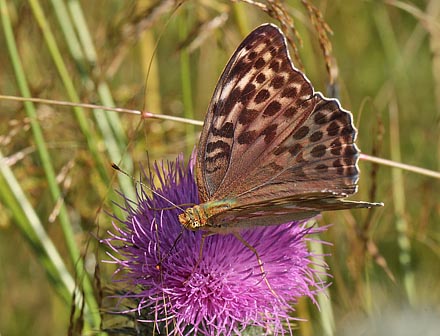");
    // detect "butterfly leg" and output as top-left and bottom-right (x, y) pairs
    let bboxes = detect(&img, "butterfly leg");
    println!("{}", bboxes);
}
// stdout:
(184, 231), (214, 284)
(196, 232), (210, 271)
(155, 227), (184, 270)
(232, 232), (279, 299)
